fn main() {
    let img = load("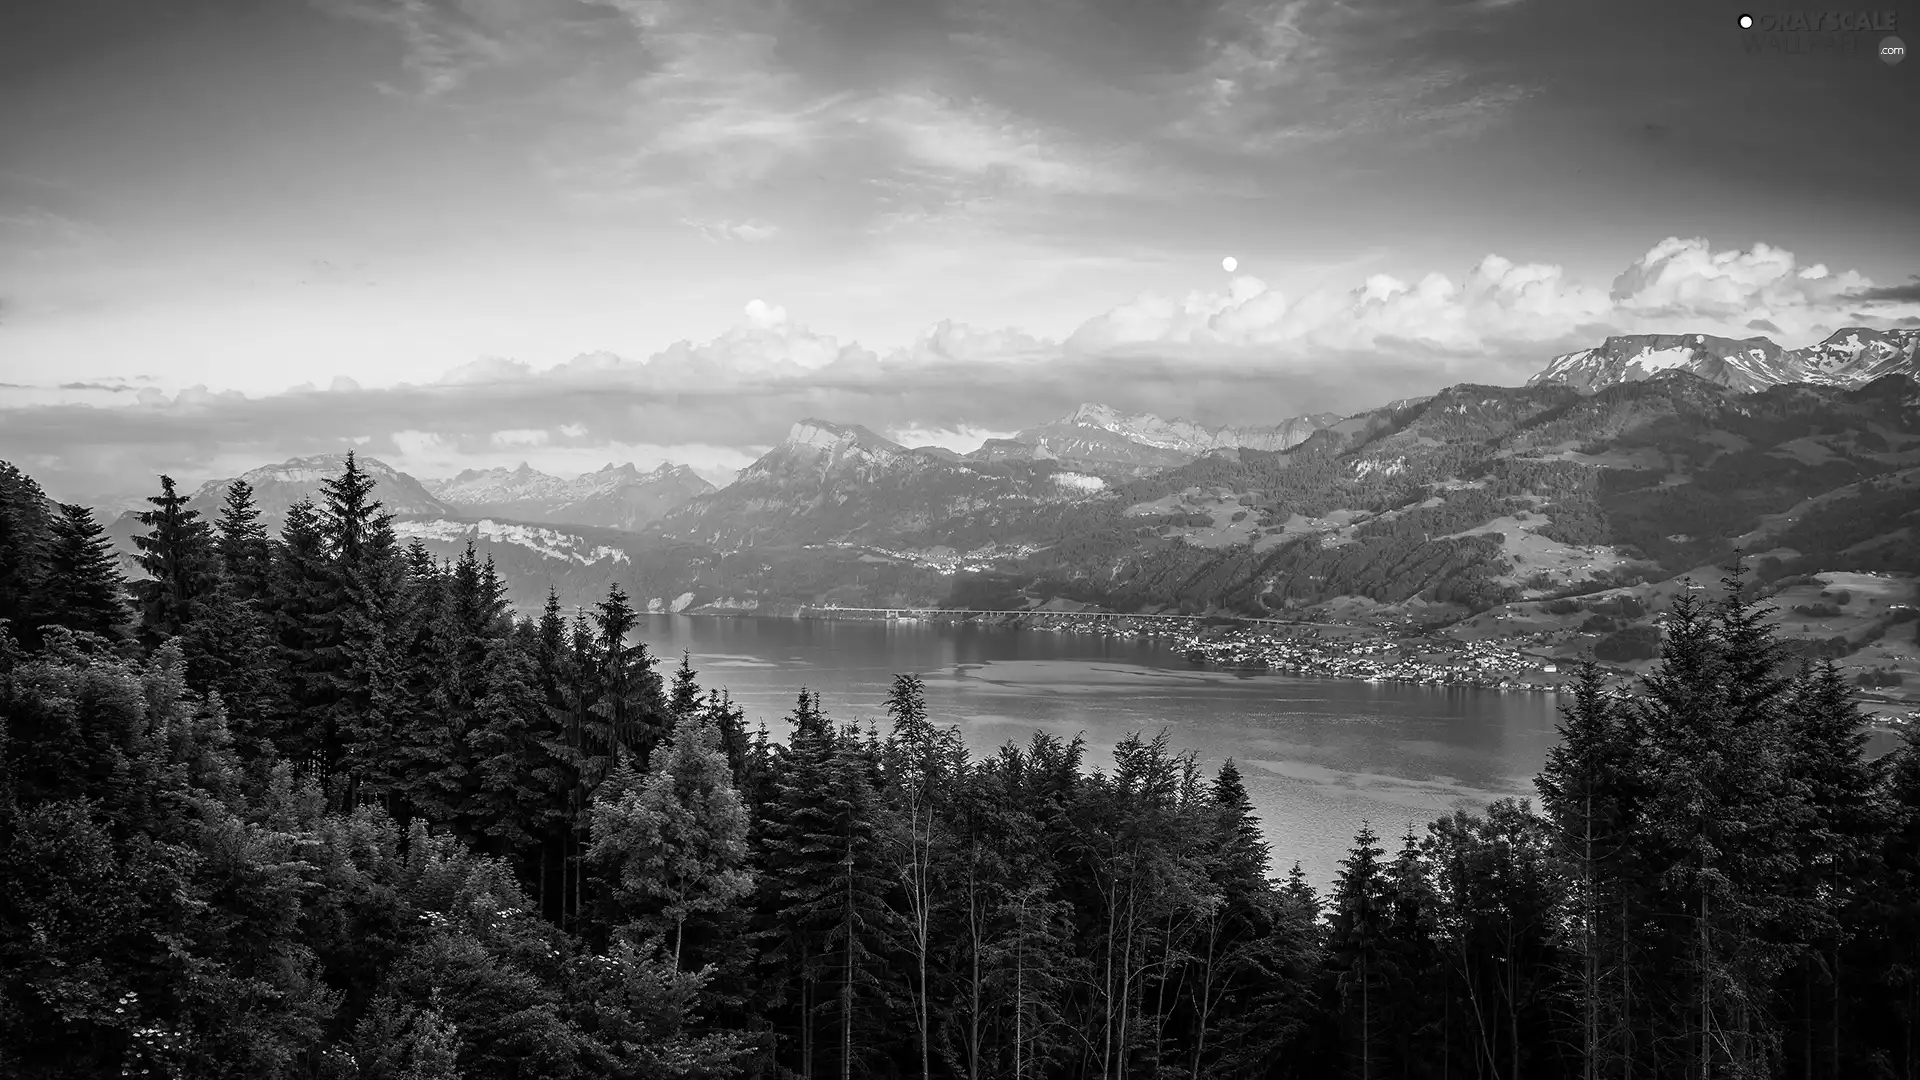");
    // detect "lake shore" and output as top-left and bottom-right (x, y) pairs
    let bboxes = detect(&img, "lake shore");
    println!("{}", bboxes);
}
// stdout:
(775, 607), (1578, 694)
